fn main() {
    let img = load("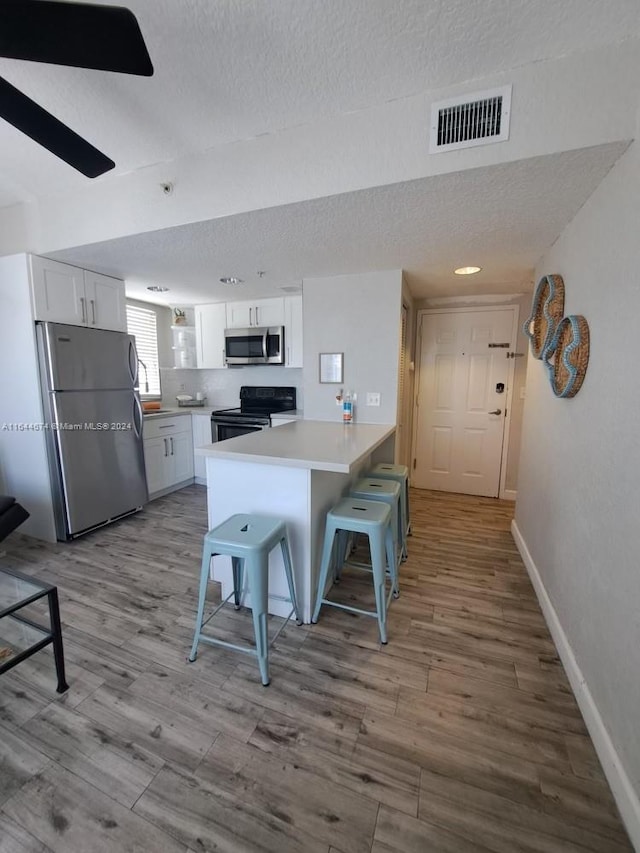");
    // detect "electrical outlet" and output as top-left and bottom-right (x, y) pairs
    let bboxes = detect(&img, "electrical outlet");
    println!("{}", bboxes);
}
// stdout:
(179, 383), (186, 392)
(366, 392), (381, 407)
